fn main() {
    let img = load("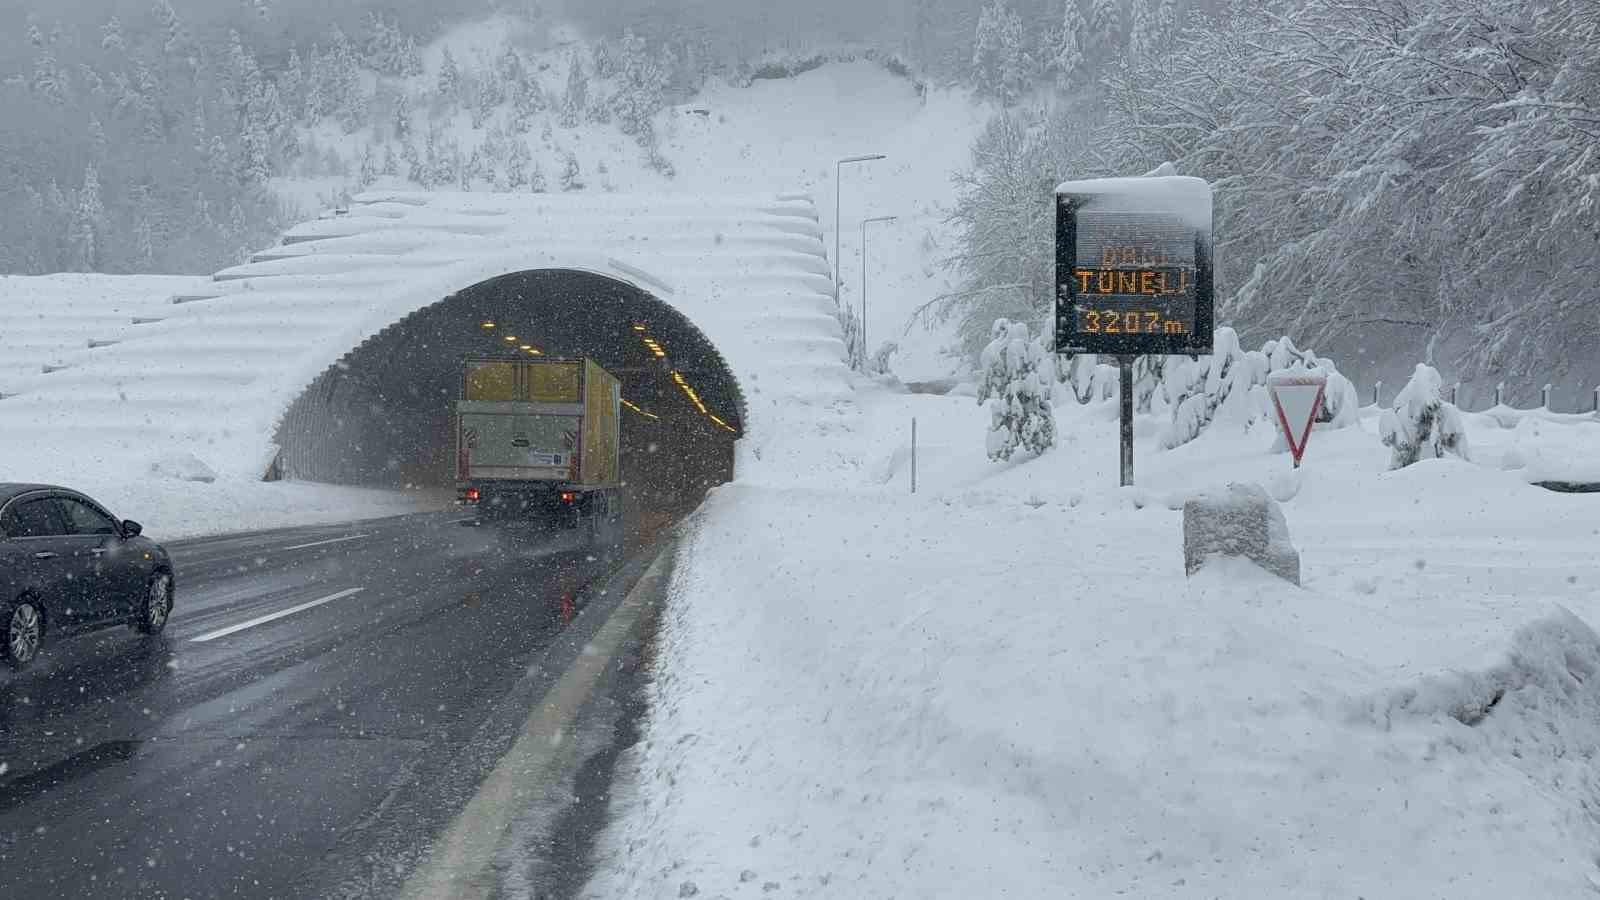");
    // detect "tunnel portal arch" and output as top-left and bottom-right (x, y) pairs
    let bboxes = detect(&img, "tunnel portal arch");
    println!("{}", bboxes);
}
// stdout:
(272, 268), (747, 518)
